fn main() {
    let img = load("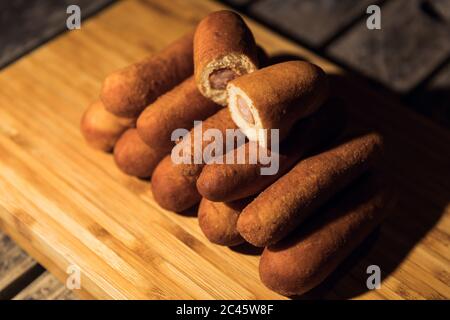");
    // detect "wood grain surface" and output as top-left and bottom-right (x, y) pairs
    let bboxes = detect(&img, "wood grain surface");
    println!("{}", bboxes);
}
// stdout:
(0, 0), (448, 299)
